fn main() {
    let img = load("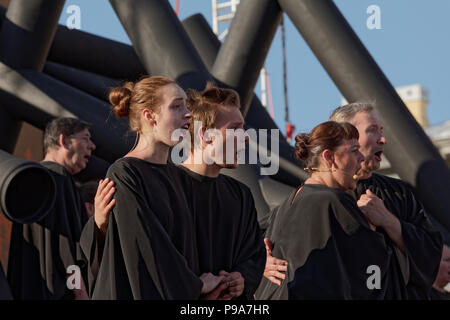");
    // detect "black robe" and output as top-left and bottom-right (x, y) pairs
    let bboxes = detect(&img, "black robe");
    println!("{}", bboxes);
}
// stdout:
(173, 166), (266, 300)
(7, 162), (88, 300)
(355, 173), (443, 299)
(255, 184), (414, 300)
(89, 158), (202, 300)
(0, 264), (12, 300)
